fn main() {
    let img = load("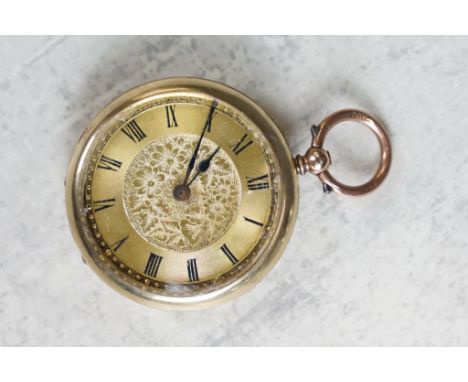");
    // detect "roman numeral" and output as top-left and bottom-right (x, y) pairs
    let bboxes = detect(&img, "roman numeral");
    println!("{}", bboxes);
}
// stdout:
(187, 258), (199, 282)
(243, 216), (264, 227)
(220, 244), (238, 265)
(121, 120), (146, 142)
(110, 235), (128, 252)
(92, 198), (115, 212)
(246, 174), (269, 191)
(231, 133), (253, 155)
(98, 155), (122, 171)
(165, 105), (178, 128)
(144, 253), (163, 278)
(205, 100), (218, 133)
